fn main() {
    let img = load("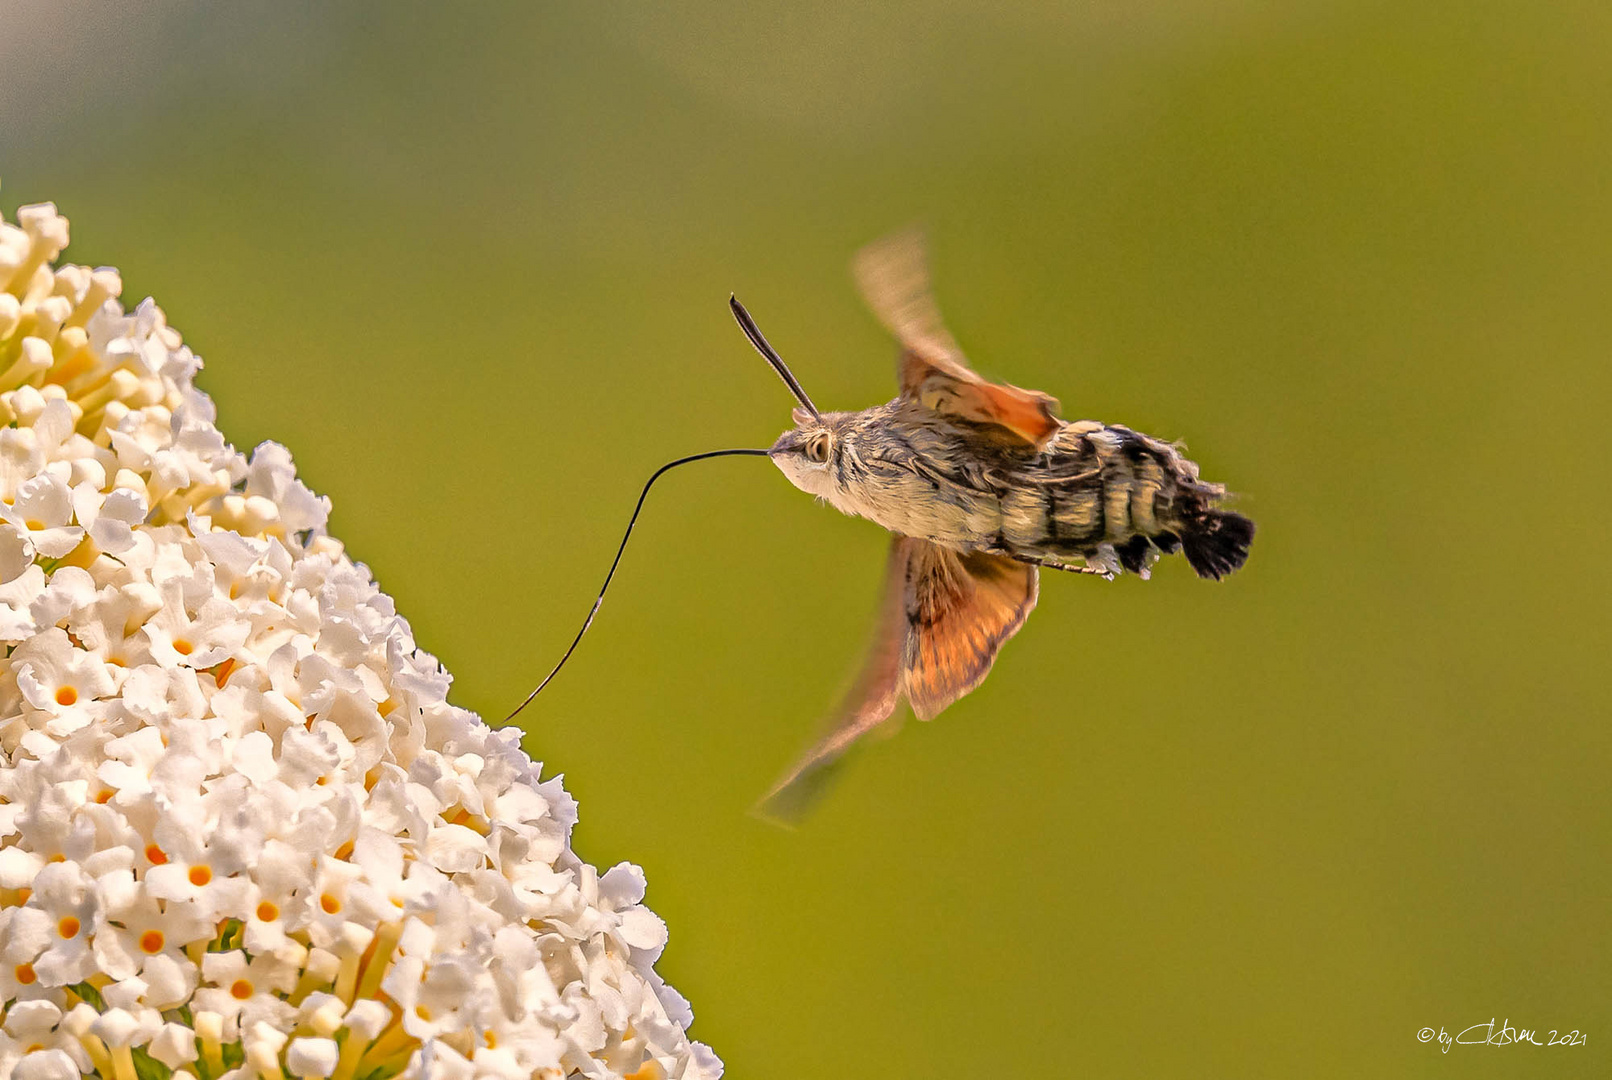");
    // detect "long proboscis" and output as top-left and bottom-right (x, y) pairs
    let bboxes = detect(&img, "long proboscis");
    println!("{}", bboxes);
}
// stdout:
(503, 447), (770, 724)
(729, 295), (823, 421)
